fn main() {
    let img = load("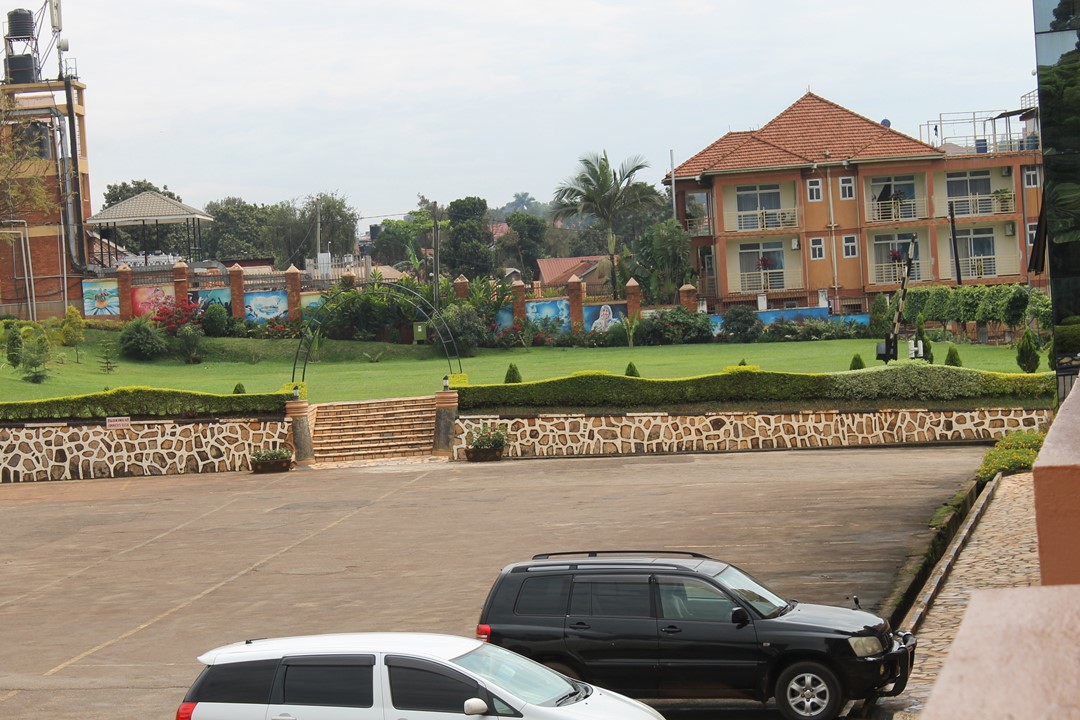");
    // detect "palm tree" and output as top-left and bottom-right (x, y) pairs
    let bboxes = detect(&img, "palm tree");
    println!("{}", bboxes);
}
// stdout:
(550, 151), (652, 299)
